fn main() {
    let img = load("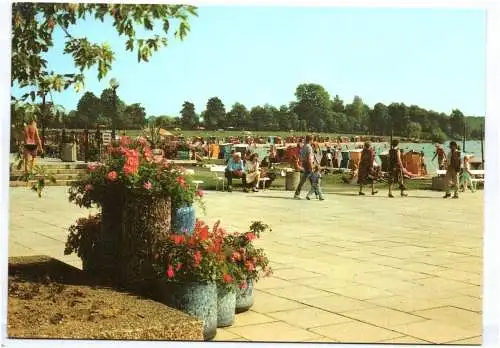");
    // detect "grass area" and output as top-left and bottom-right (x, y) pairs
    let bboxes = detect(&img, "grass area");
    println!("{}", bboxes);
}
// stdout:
(188, 167), (433, 193)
